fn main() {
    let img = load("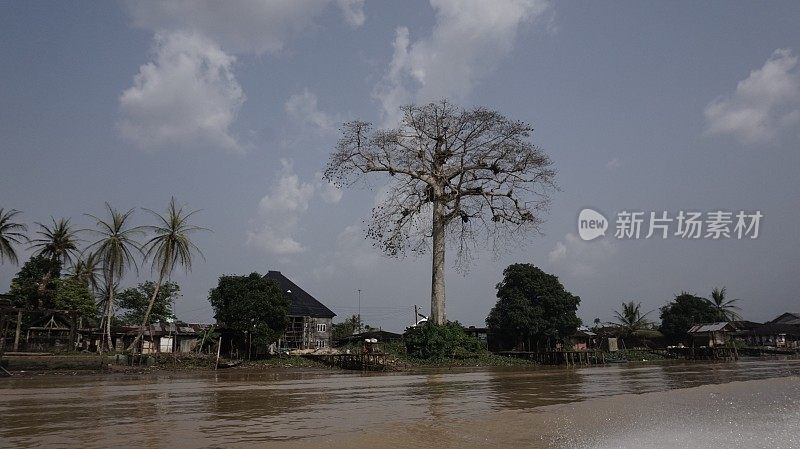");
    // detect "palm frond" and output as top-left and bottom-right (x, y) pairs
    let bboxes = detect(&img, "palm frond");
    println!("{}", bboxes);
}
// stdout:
(0, 208), (28, 265)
